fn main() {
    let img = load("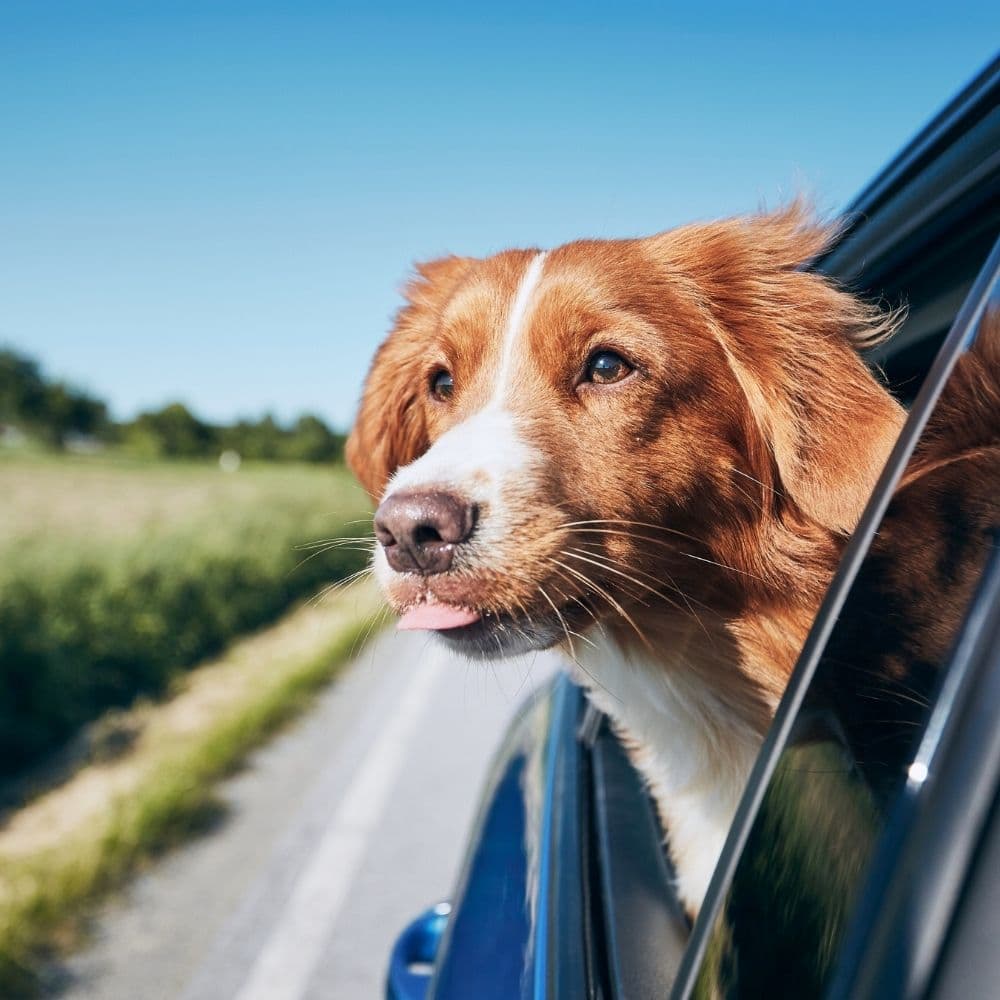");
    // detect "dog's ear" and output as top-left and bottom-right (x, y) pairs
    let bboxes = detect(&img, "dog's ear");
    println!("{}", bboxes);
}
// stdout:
(654, 204), (905, 533)
(744, 326), (905, 535)
(347, 255), (474, 501)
